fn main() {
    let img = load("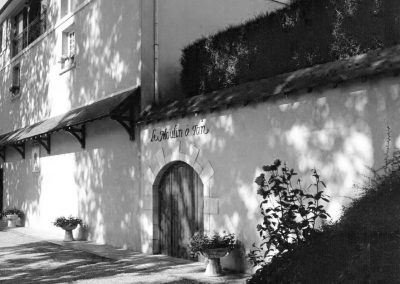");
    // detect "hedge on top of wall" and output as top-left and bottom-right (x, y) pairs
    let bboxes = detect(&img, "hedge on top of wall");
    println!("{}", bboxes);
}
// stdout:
(180, 0), (400, 97)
